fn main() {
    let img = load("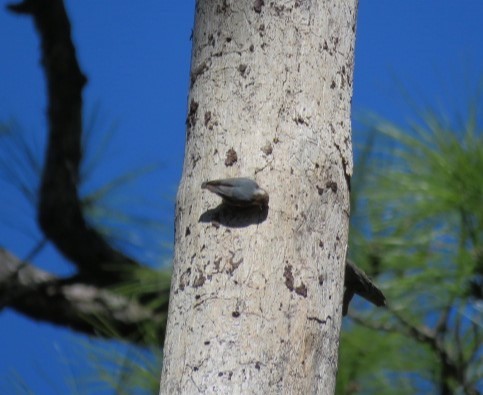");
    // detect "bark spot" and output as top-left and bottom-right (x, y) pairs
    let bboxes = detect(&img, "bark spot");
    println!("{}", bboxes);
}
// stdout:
(208, 34), (215, 46)
(204, 111), (211, 126)
(216, 0), (228, 14)
(326, 181), (338, 193)
(227, 255), (243, 275)
(190, 62), (208, 87)
(261, 142), (273, 155)
(308, 316), (327, 325)
(318, 274), (325, 285)
(179, 268), (191, 291)
(214, 257), (222, 271)
(193, 273), (206, 288)
(225, 148), (238, 166)
(295, 282), (307, 298)
(294, 116), (308, 126)
(226, 258), (243, 276)
(283, 265), (294, 291)
(253, 0), (264, 13)
(187, 99), (199, 128)
(238, 64), (247, 77)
